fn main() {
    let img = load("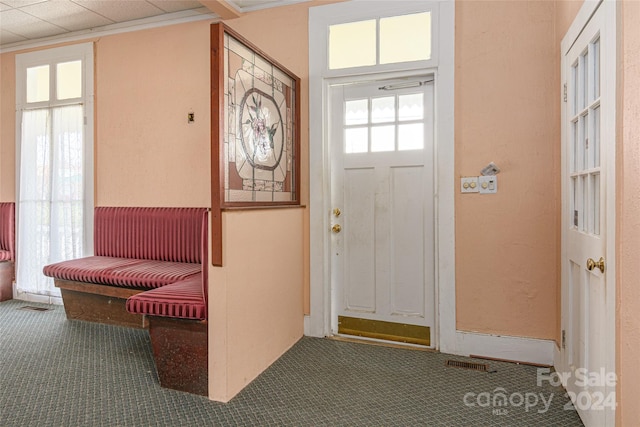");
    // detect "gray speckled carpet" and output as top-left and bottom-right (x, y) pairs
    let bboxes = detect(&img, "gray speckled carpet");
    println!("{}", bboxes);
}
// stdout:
(0, 299), (583, 426)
